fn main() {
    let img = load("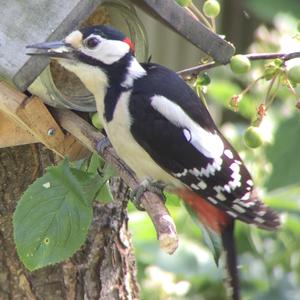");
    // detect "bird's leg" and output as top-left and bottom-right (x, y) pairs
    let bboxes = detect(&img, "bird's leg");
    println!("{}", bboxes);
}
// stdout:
(96, 136), (111, 154)
(130, 178), (166, 211)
